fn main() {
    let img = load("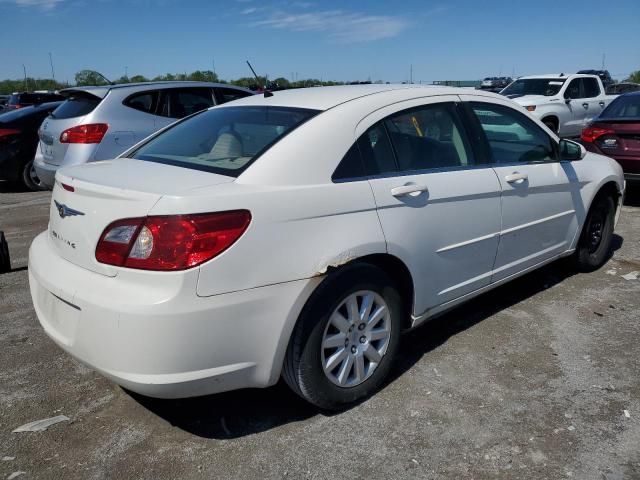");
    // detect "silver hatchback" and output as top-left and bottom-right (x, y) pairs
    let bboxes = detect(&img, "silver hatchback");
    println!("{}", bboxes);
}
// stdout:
(34, 81), (253, 188)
